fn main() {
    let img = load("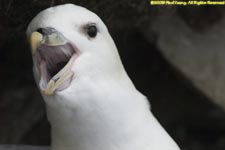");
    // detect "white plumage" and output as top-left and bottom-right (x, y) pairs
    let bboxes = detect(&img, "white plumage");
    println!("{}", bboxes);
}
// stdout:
(27, 4), (180, 150)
